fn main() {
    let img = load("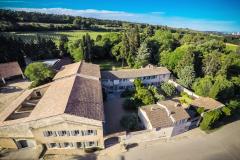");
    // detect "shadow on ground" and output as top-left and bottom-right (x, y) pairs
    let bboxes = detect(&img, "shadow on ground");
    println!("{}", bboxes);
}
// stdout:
(0, 86), (23, 93)
(213, 109), (240, 130)
(44, 153), (98, 160)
